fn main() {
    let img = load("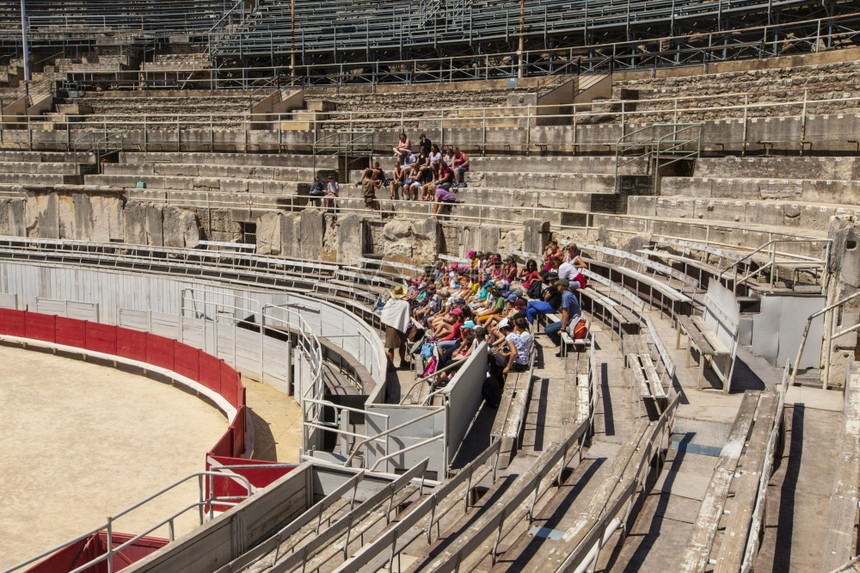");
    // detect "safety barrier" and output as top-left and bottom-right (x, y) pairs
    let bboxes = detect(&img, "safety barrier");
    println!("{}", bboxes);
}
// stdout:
(0, 309), (296, 502)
